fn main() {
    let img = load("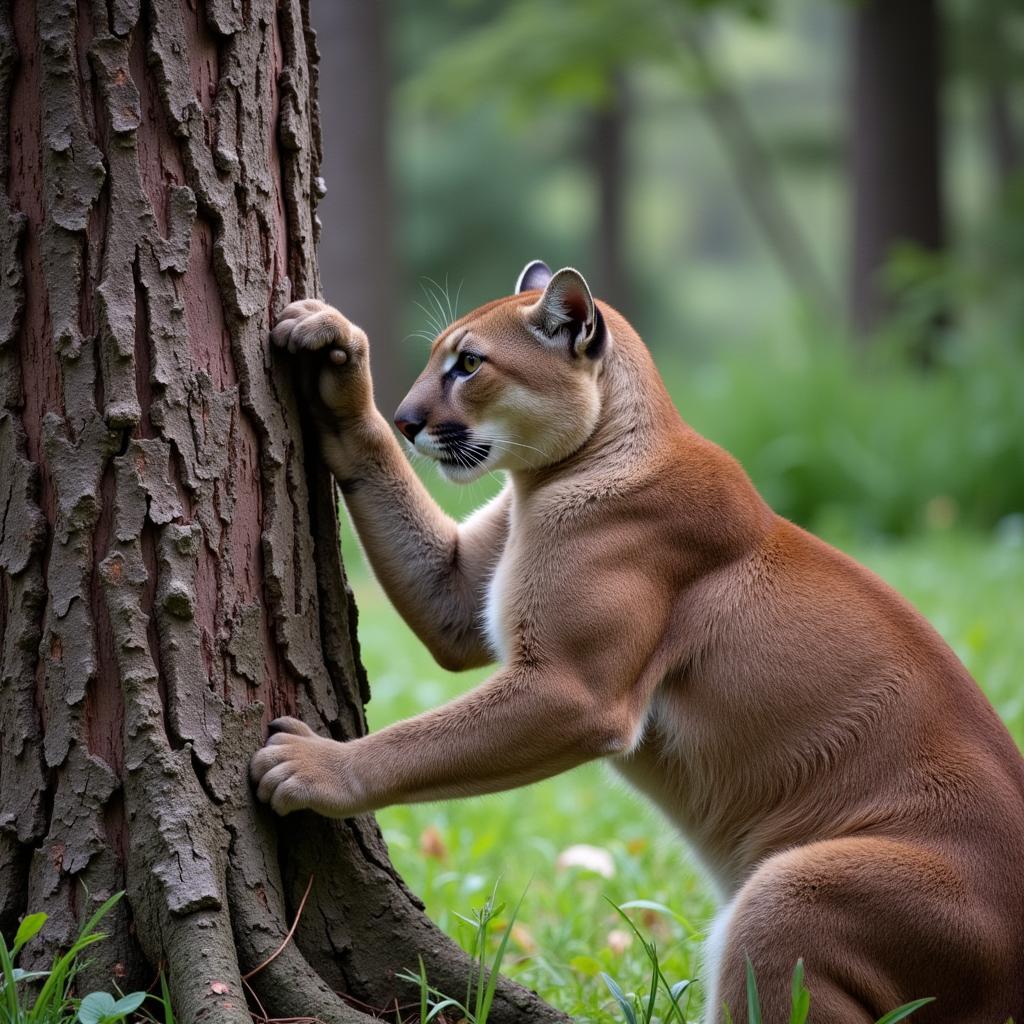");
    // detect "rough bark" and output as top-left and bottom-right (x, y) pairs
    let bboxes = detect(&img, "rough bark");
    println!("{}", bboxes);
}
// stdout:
(0, 2), (566, 1022)
(848, 0), (946, 335)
